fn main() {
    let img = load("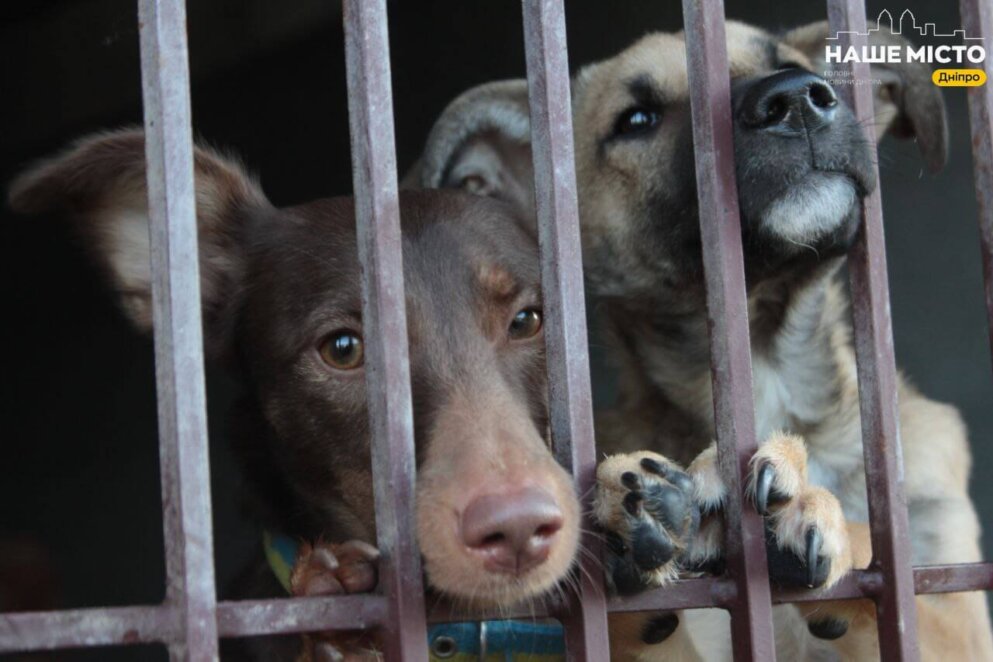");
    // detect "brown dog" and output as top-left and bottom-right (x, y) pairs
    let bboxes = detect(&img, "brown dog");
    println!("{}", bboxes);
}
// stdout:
(9, 130), (702, 659)
(412, 19), (993, 661)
